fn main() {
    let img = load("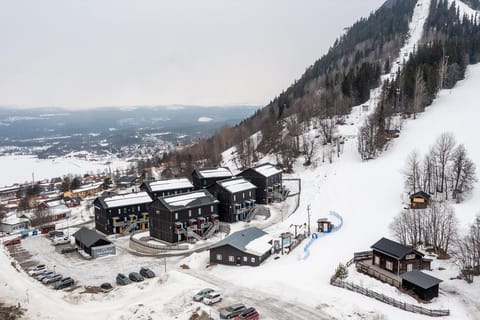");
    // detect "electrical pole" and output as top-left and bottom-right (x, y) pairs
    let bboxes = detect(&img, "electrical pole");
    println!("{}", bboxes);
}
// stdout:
(307, 205), (311, 237)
